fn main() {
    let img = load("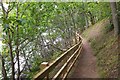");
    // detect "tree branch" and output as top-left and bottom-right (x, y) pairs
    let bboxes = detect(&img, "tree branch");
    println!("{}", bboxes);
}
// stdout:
(7, 2), (14, 14)
(0, 2), (6, 16)
(20, 4), (30, 18)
